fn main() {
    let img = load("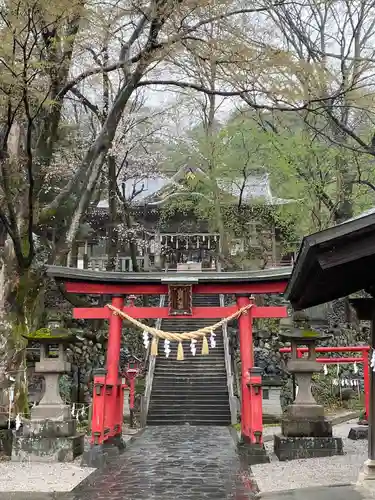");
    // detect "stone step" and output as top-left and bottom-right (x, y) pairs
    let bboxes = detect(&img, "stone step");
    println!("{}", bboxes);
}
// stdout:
(153, 374), (227, 381)
(153, 384), (228, 390)
(155, 357), (226, 364)
(149, 404), (229, 412)
(148, 296), (230, 427)
(155, 356), (225, 363)
(148, 404), (231, 412)
(152, 376), (228, 383)
(154, 361), (225, 373)
(149, 402), (230, 410)
(154, 374), (227, 381)
(150, 394), (230, 401)
(147, 413), (231, 422)
(160, 347), (225, 354)
(163, 345), (225, 351)
(161, 322), (223, 329)
(192, 295), (220, 306)
(146, 416), (231, 425)
(150, 393), (228, 401)
(164, 341), (225, 347)
(162, 351), (225, 357)
(155, 359), (226, 366)
(154, 370), (227, 377)
(151, 386), (228, 394)
(155, 365), (226, 372)
(150, 395), (229, 402)
(151, 386), (229, 394)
